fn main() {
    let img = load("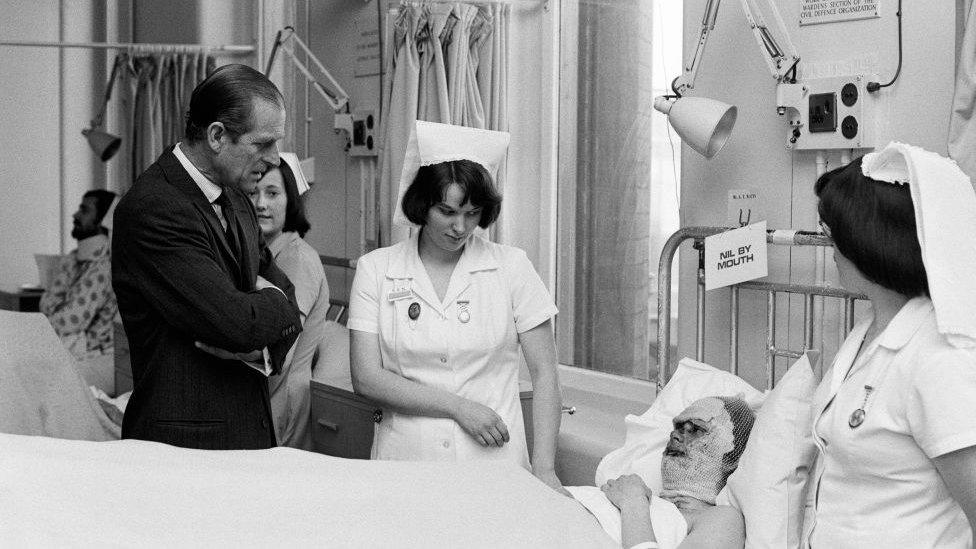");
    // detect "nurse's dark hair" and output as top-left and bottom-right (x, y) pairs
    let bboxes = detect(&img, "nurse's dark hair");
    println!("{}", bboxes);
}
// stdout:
(184, 64), (283, 143)
(815, 156), (929, 297)
(276, 161), (311, 238)
(400, 160), (502, 228)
